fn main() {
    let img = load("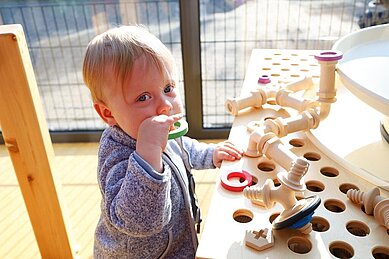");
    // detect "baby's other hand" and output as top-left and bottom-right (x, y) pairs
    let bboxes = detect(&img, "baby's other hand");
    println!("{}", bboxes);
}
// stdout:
(212, 140), (243, 168)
